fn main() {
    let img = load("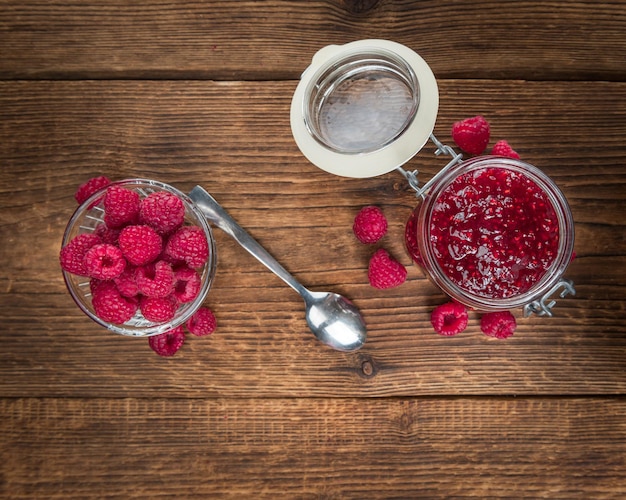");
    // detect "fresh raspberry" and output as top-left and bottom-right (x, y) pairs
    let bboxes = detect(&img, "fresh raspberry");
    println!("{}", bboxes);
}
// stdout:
(404, 210), (423, 266)
(74, 176), (111, 205)
(353, 205), (388, 244)
(83, 243), (127, 280)
(140, 191), (185, 234)
(451, 115), (491, 155)
(95, 224), (121, 245)
(135, 260), (175, 298)
(103, 186), (141, 228)
(140, 295), (178, 323)
(480, 311), (517, 339)
(113, 266), (139, 298)
(118, 225), (162, 266)
(368, 248), (407, 289)
(89, 278), (108, 296)
(91, 280), (138, 324)
(186, 307), (217, 336)
(59, 233), (102, 276)
(430, 301), (469, 336)
(172, 265), (202, 303)
(148, 326), (185, 357)
(164, 226), (209, 268)
(491, 140), (520, 159)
